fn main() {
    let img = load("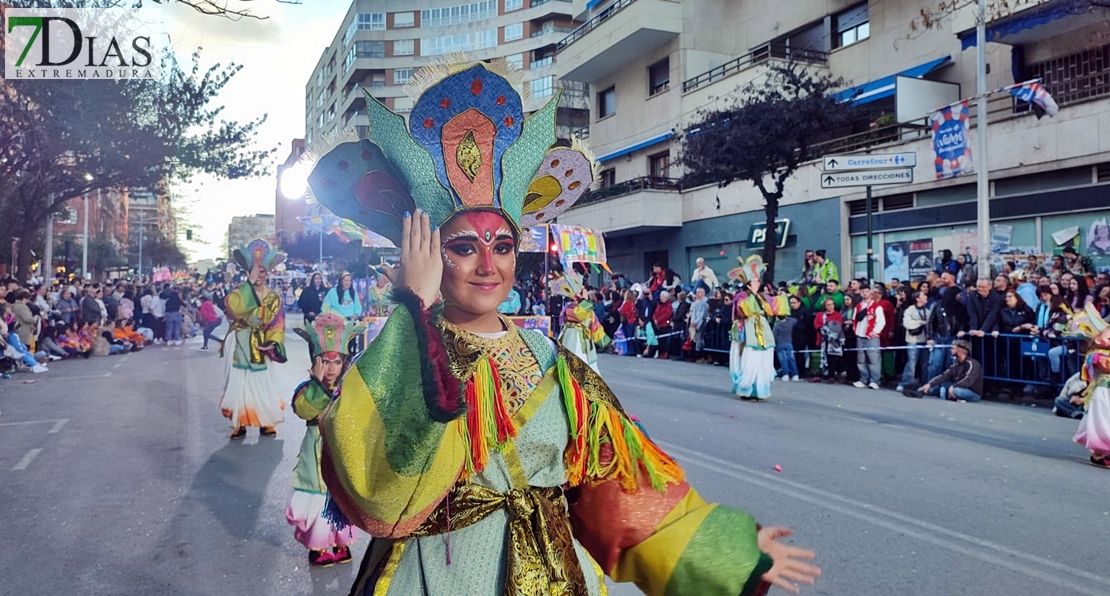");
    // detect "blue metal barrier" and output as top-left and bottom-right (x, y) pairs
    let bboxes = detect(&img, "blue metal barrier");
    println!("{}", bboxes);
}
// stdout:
(960, 333), (1081, 388)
